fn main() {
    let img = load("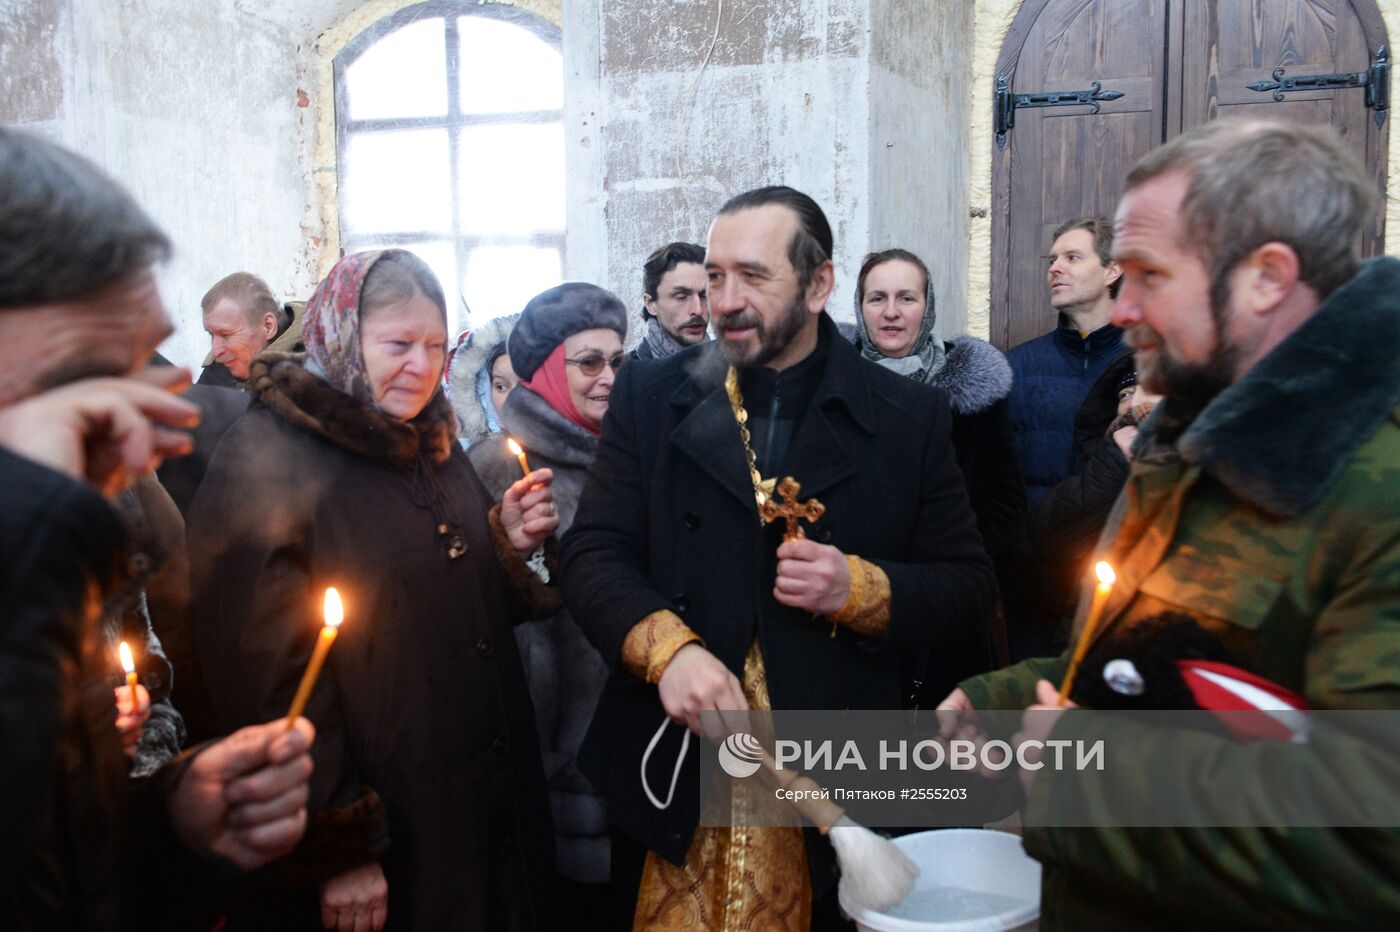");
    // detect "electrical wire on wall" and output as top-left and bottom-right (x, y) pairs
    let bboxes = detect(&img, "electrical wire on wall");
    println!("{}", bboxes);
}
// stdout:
(674, 0), (725, 240)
